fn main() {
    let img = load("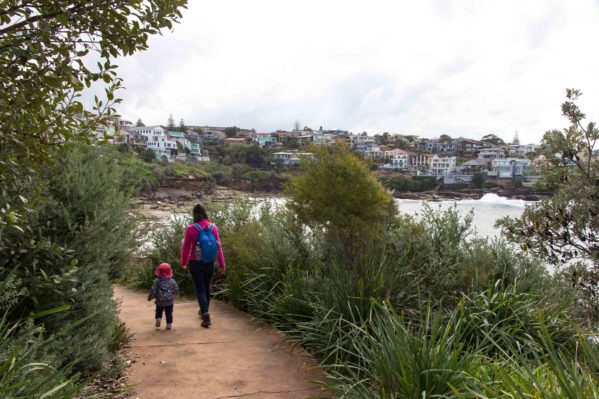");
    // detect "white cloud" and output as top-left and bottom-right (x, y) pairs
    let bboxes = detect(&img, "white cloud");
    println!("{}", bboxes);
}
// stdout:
(89, 0), (599, 143)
